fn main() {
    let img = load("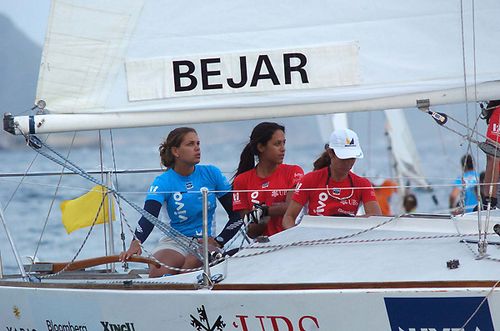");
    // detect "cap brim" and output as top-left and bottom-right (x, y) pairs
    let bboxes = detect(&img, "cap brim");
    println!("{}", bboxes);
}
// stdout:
(333, 148), (364, 159)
